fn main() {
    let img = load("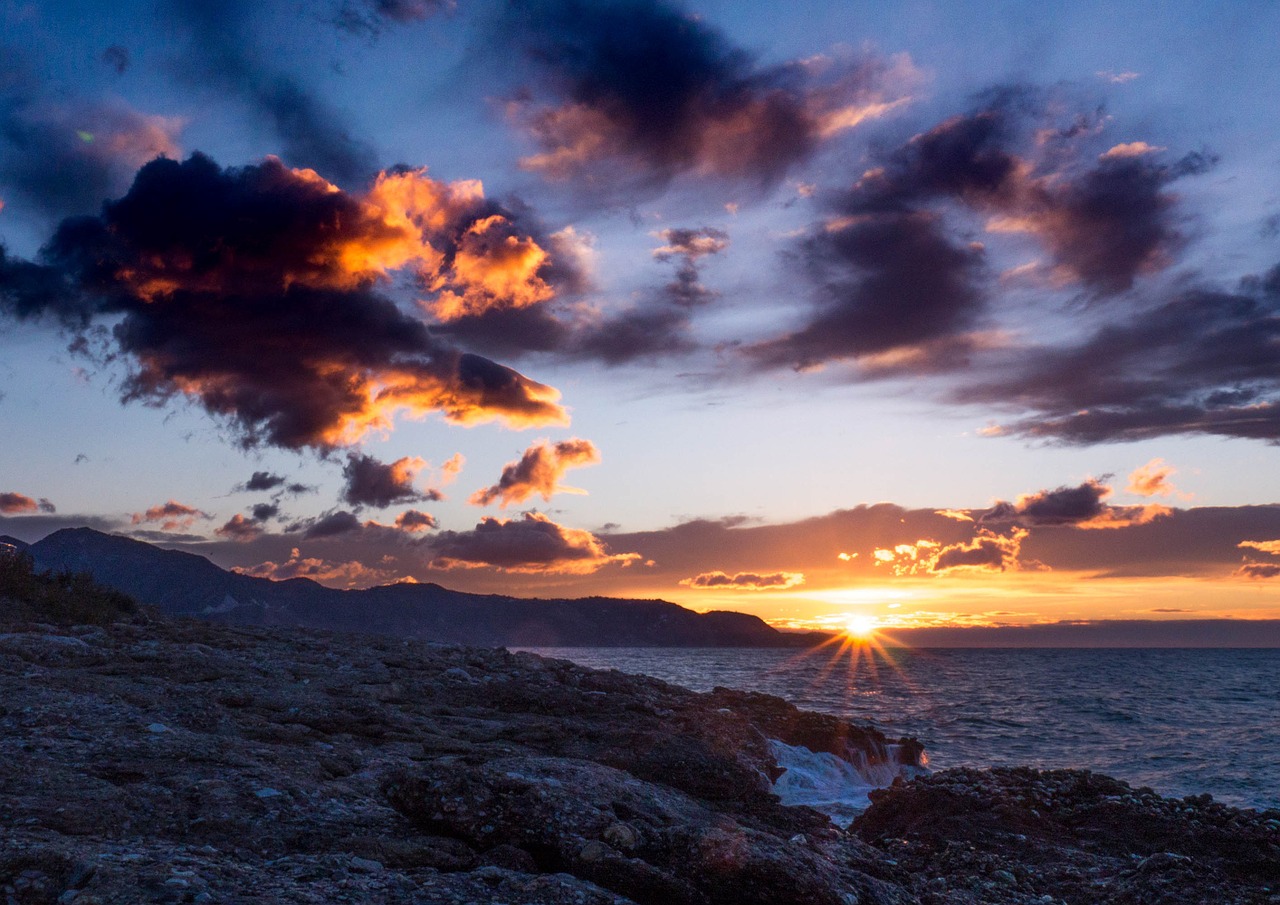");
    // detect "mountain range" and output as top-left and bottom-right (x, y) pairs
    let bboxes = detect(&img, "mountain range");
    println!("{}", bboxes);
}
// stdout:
(20, 527), (828, 648)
